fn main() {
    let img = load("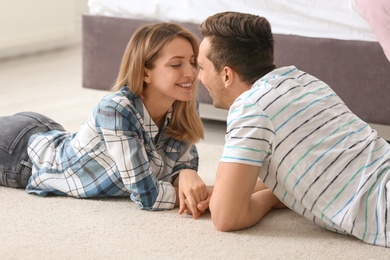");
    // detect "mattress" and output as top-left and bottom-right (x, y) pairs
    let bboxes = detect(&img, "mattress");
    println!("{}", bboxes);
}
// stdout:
(88, 0), (377, 42)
